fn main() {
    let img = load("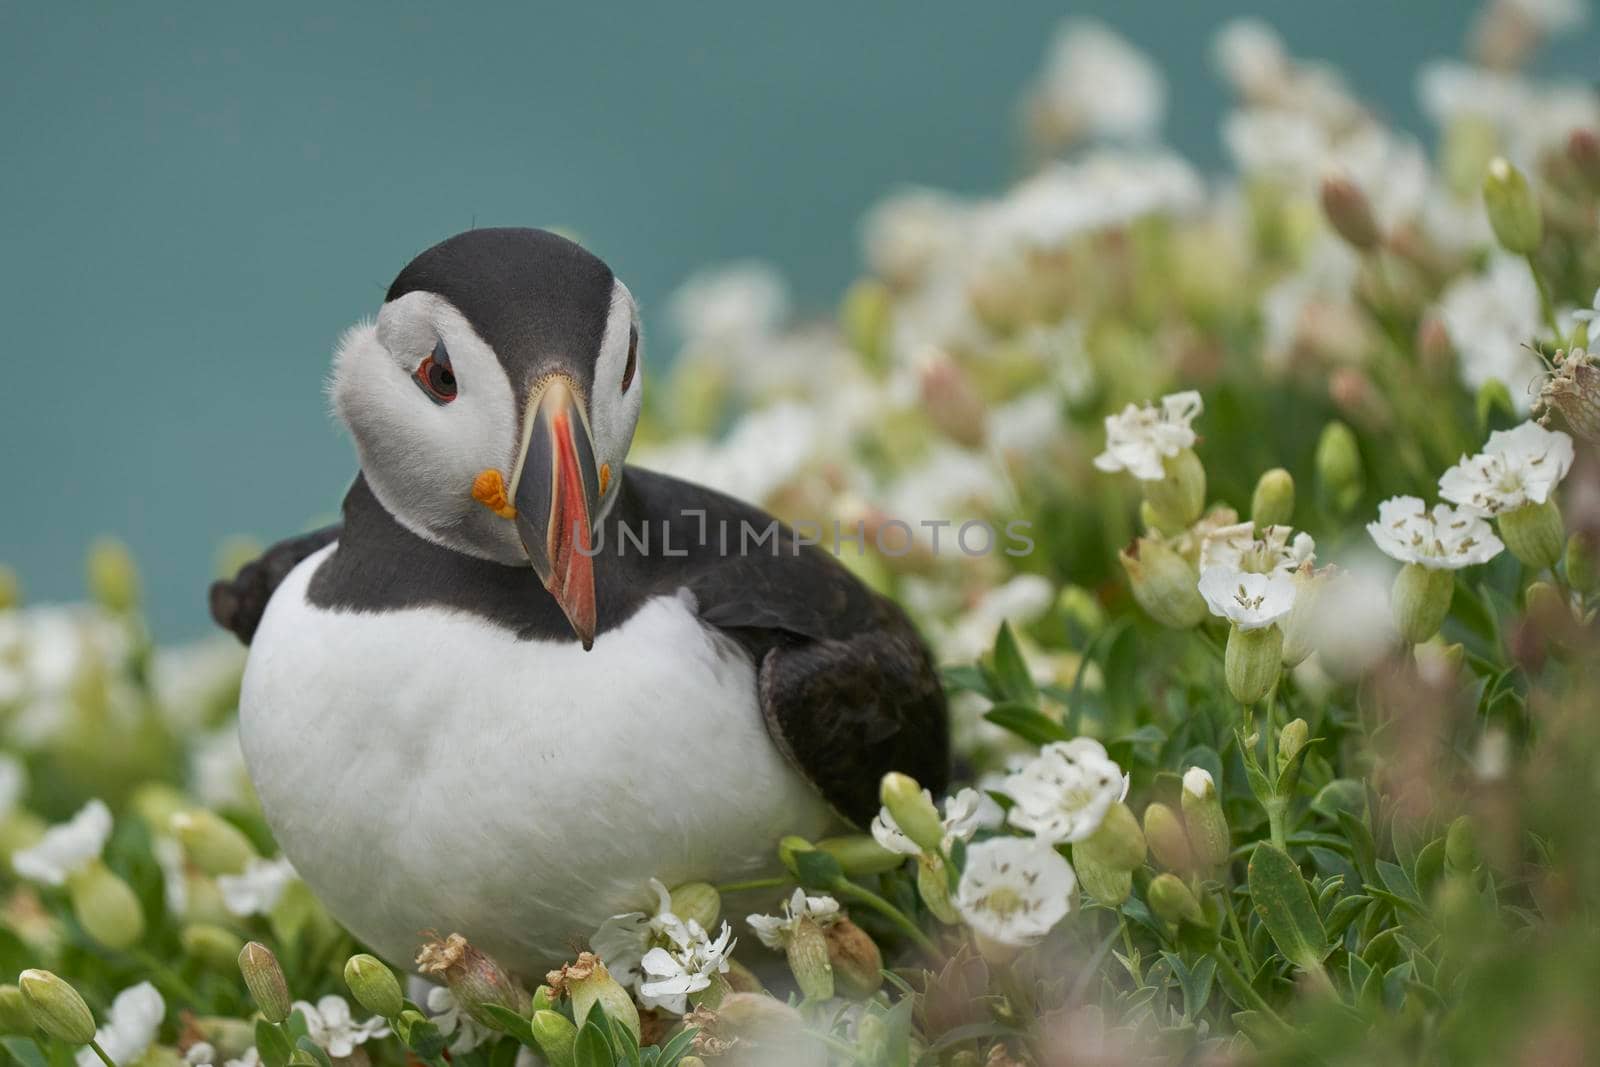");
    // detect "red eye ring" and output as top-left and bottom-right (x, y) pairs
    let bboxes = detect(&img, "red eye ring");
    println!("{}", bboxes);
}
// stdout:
(415, 351), (458, 403)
